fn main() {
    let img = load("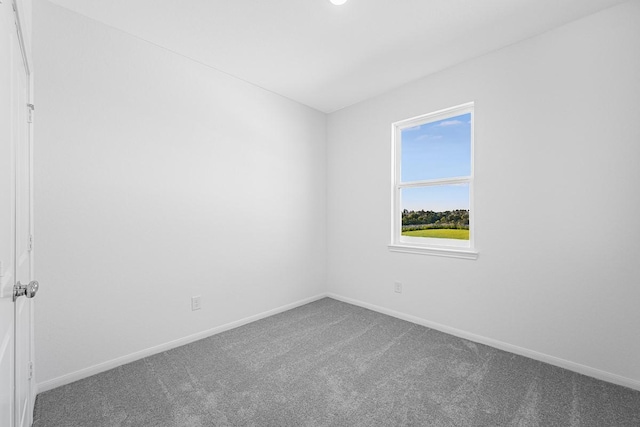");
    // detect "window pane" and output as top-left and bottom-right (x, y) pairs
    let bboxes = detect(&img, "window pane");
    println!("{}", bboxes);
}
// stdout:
(401, 113), (471, 182)
(401, 184), (470, 241)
